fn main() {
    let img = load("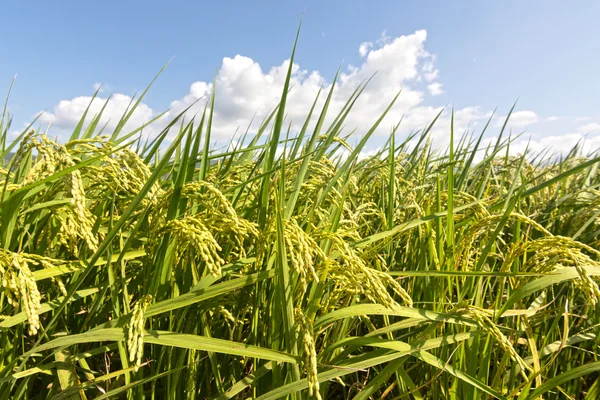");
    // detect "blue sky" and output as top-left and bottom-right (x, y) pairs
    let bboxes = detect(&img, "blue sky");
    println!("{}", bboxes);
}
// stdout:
(2, 1), (600, 154)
